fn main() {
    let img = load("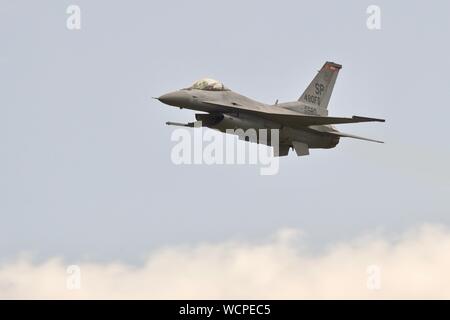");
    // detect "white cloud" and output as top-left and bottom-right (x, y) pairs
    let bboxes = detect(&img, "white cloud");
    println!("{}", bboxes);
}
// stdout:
(1, 225), (450, 299)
